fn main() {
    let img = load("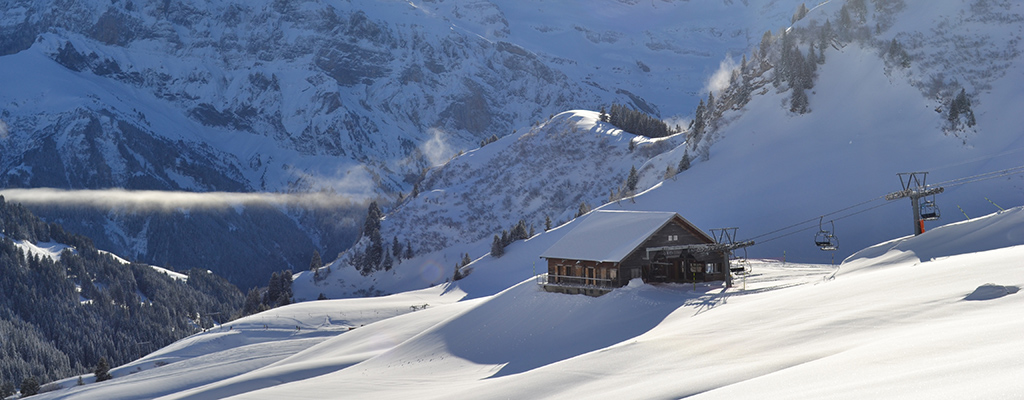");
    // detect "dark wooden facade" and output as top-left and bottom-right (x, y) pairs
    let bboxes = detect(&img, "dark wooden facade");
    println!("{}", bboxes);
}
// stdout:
(540, 213), (730, 296)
